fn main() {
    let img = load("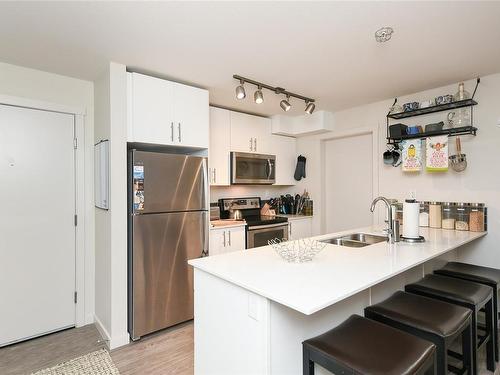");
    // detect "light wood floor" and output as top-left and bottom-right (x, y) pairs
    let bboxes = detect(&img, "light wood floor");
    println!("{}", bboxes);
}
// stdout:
(1, 320), (498, 374)
(0, 321), (193, 375)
